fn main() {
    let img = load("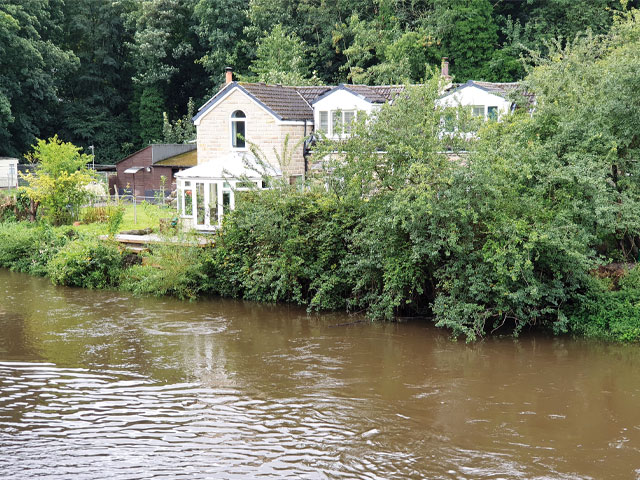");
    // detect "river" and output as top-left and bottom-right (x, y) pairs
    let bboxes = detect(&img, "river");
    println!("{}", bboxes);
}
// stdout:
(1, 269), (639, 479)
